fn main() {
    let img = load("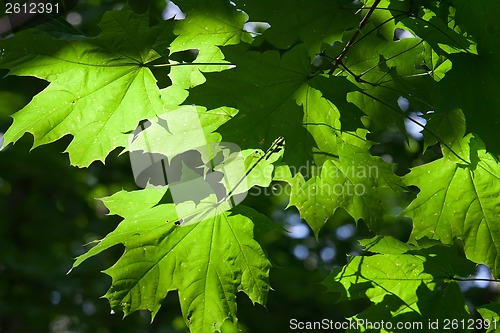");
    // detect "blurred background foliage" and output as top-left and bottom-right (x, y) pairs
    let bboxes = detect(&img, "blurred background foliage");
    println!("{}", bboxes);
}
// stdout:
(0, 0), (498, 332)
